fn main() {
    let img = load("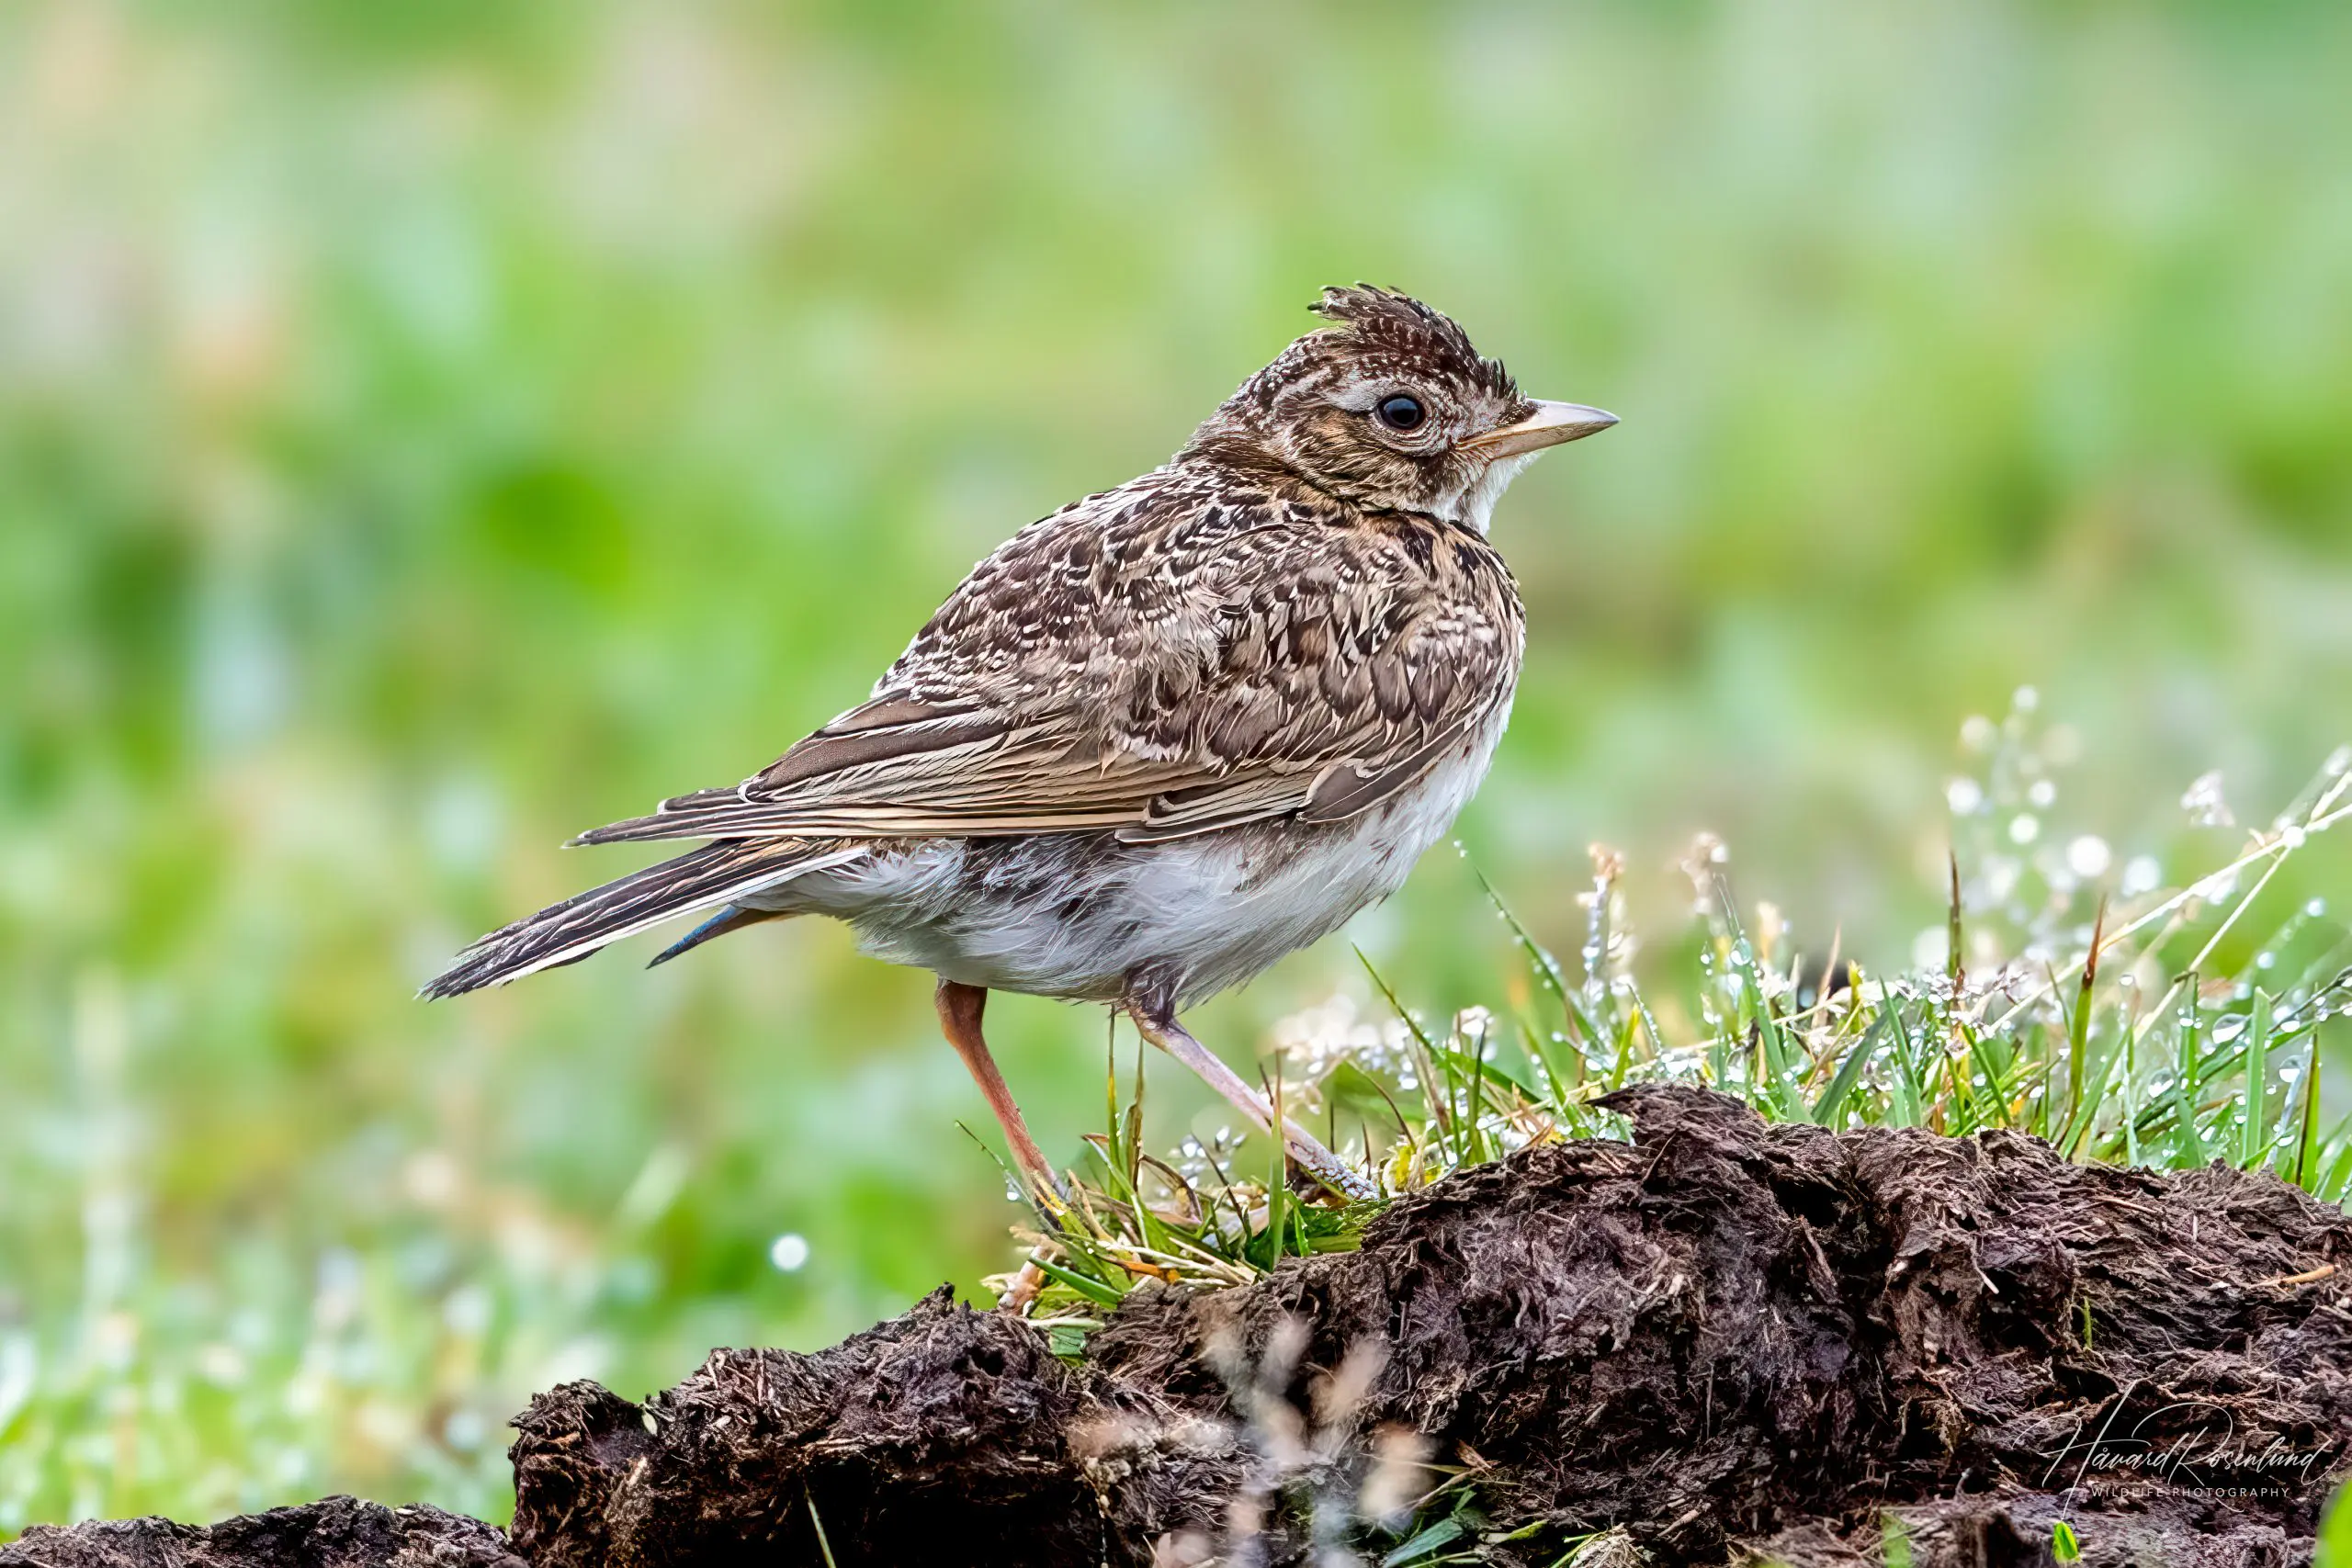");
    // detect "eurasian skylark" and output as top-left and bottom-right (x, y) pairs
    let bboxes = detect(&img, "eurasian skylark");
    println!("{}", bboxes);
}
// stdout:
(425, 287), (1616, 1200)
